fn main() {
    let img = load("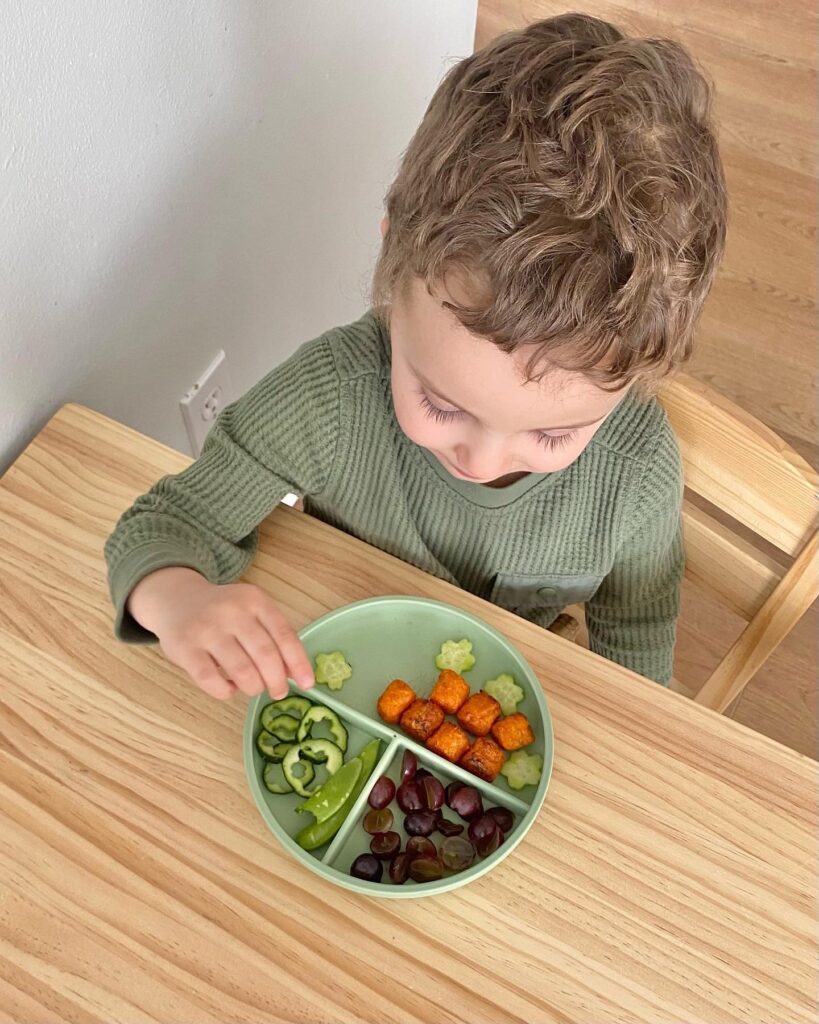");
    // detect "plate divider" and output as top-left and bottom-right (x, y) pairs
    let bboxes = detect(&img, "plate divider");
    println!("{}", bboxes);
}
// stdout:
(320, 736), (403, 866)
(400, 735), (531, 815)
